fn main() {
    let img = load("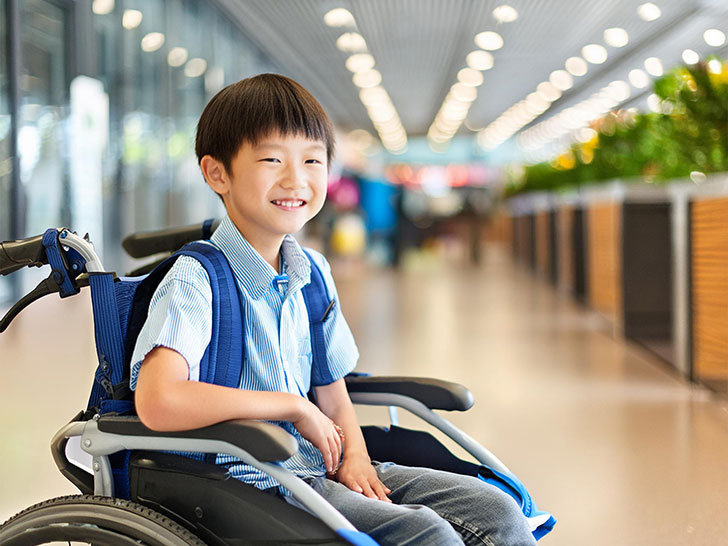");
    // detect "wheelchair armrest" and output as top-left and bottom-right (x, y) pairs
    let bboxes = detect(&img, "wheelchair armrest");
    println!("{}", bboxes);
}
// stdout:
(96, 415), (298, 462)
(345, 375), (474, 411)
